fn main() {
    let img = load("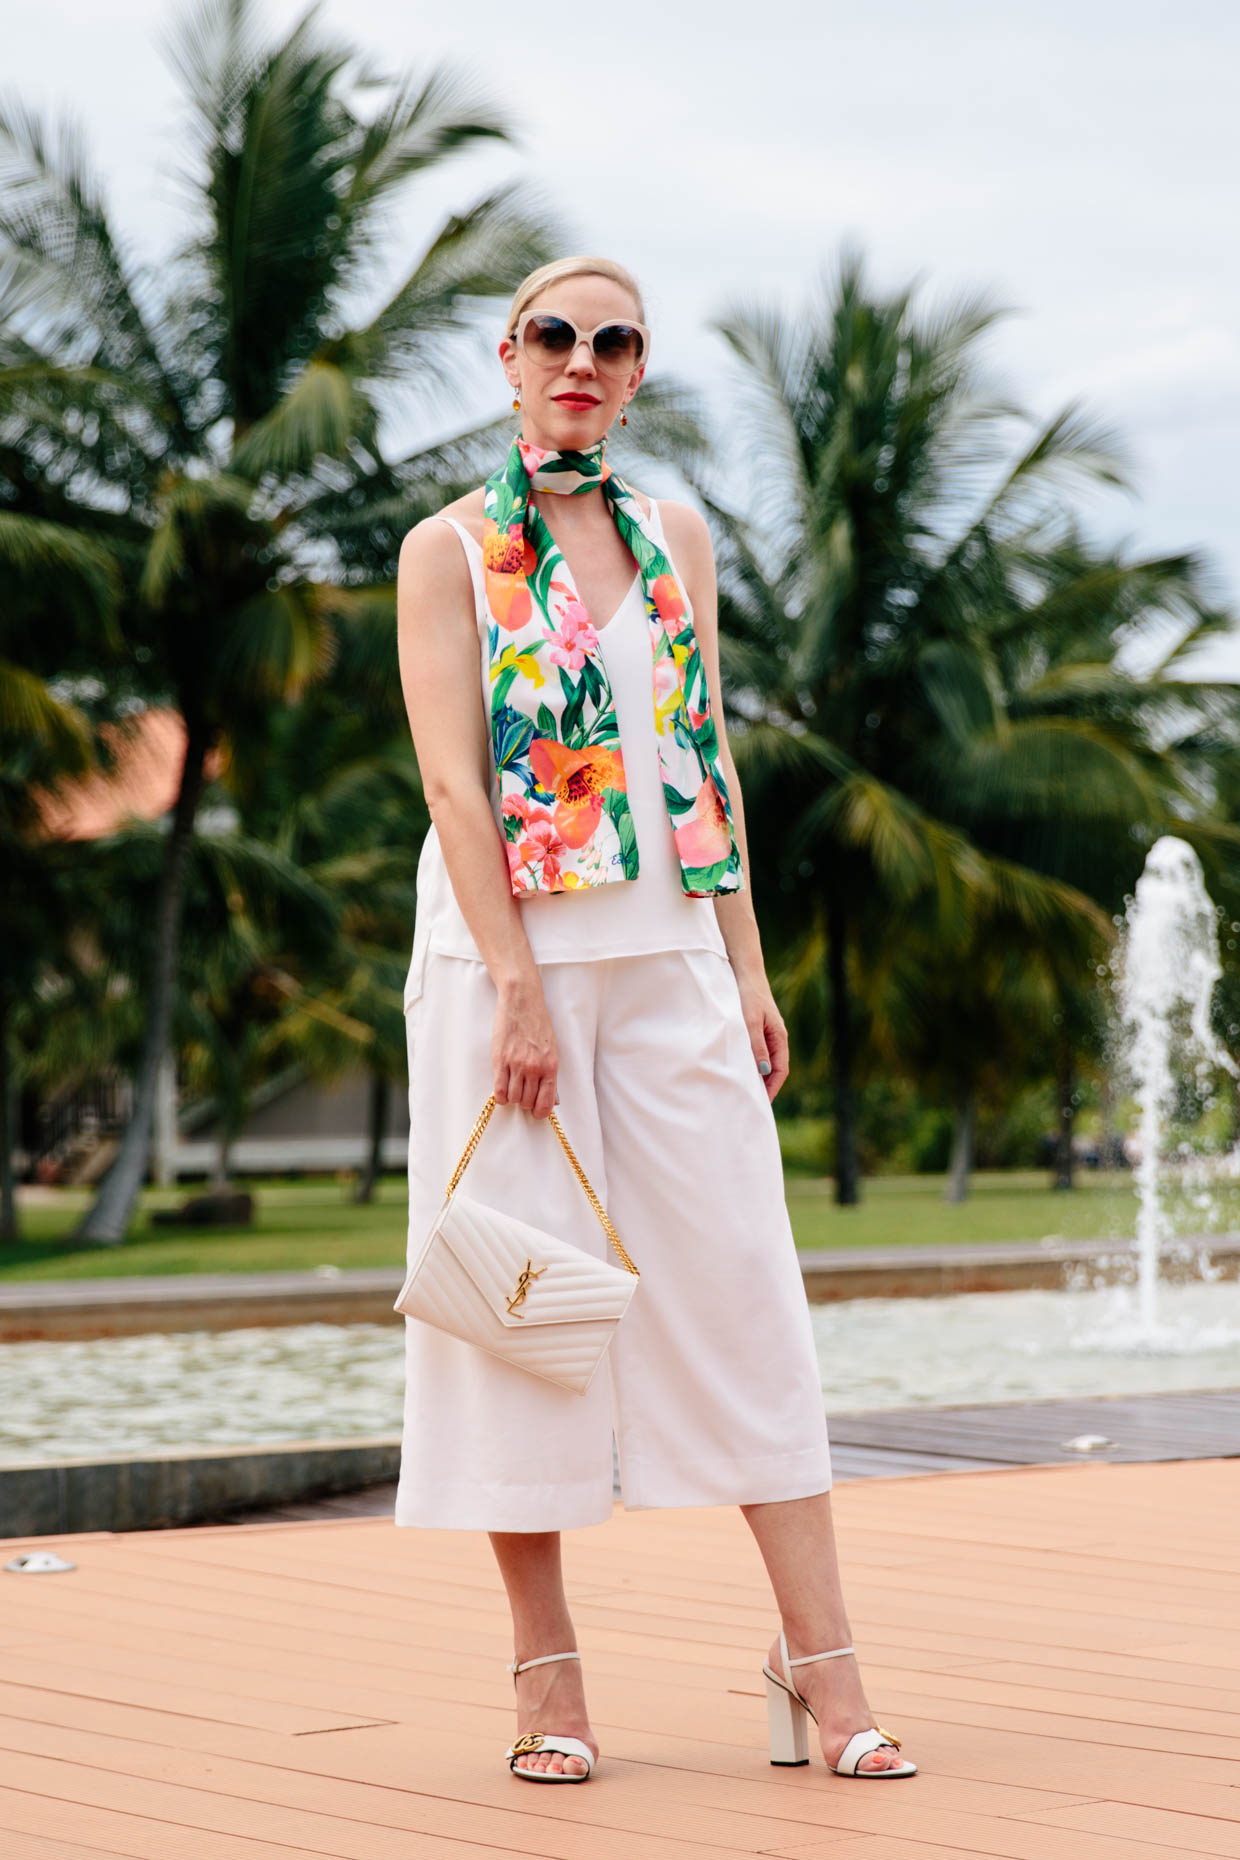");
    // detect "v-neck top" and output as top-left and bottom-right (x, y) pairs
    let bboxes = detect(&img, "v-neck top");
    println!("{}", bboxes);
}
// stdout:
(404, 499), (728, 1003)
